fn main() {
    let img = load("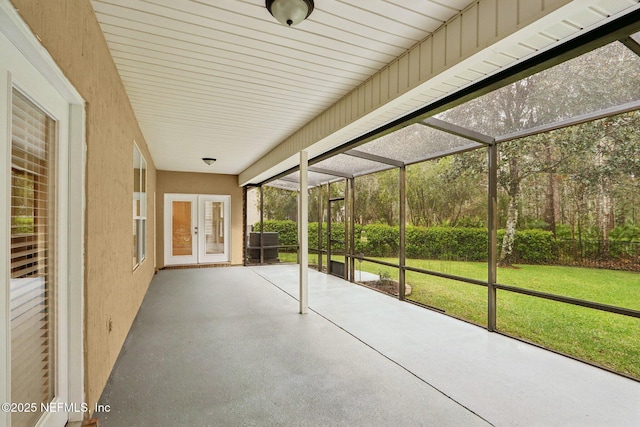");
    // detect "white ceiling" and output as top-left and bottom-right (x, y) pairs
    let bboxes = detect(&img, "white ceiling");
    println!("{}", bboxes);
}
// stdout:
(90, 0), (640, 183)
(90, 0), (476, 175)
